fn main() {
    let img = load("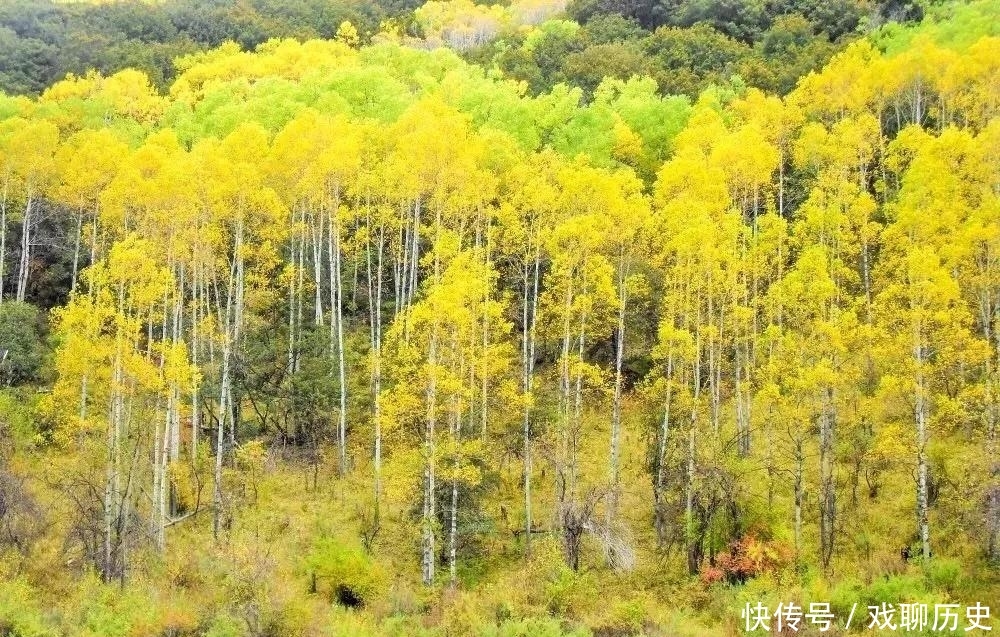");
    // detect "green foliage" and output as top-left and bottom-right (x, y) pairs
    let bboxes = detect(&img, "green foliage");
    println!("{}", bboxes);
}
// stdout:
(0, 389), (40, 451)
(865, 573), (927, 605)
(204, 614), (243, 637)
(0, 578), (55, 637)
(581, 14), (647, 45)
(871, 0), (998, 54)
(0, 302), (46, 385)
(480, 617), (591, 637)
(0, 0), (409, 96)
(924, 558), (964, 595)
(303, 536), (387, 605)
(479, 7), (856, 100)
(542, 563), (600, 617)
